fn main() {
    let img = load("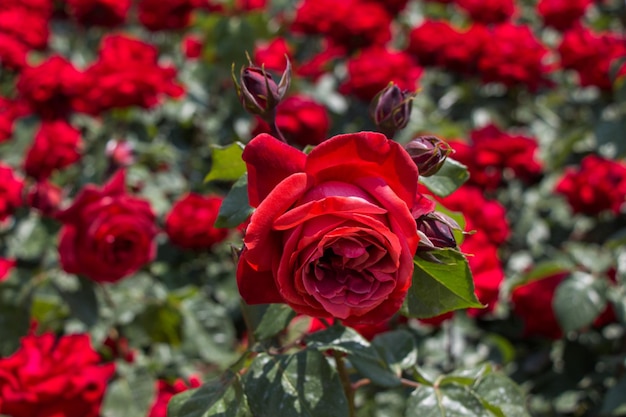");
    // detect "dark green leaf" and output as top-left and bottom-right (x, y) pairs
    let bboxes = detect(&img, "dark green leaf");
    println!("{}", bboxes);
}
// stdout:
(473, 374), (530, 417)
(244, 350), (349, 417)
(102, 366), (156, 417)
(55, 275), (99, 327)
(553, 272), (608, 333)
(519, 259), (574, 284)
(137, 302), (184, 345)
(214, 174), (254, 228)
(205, 143), (246, 182)
(600, 375), (626, 415)
(168, 371), (251, 417)
(401, 249), (483, 319)
(595, 117), (626, 158)
(406, 384), (492, 417)
(0, 302), (30, 356)
(254, 304), (297, 341)
(419, 158), (469, 197)
(371, 330), (418, 373)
